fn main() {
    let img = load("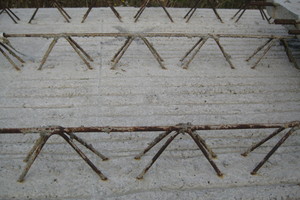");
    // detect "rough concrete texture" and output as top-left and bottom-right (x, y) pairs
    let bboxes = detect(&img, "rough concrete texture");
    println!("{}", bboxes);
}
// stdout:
(0, 7), (300, 200)
(267, 0), (300, 20)
(267, 0), (300, 34)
